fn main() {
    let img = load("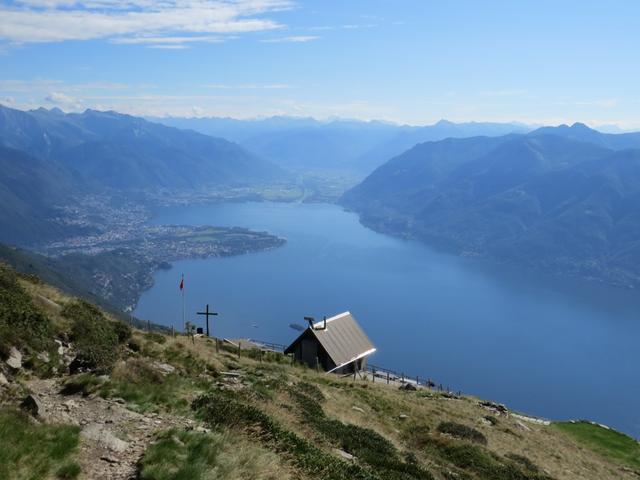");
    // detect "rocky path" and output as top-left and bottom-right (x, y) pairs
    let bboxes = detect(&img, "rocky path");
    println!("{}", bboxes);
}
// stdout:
(26, 378), (197, 480)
